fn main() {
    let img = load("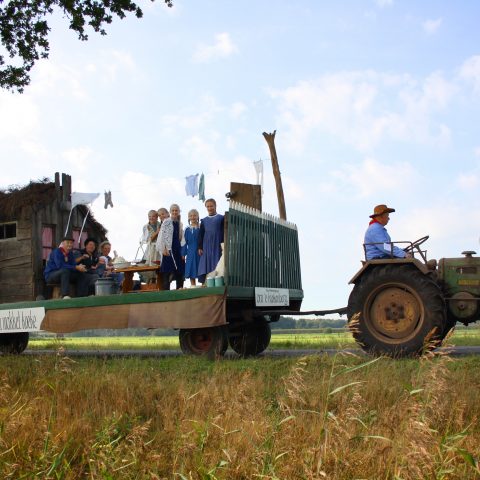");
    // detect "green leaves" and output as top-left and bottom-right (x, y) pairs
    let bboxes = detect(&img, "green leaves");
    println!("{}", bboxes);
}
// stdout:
(0, 0), (173, 92)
